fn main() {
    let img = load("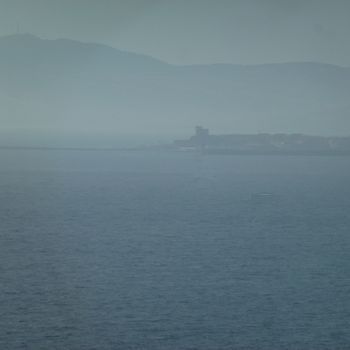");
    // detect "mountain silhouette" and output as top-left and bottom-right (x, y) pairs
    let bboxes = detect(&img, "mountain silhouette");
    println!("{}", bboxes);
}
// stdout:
(1, 34), (350, 142)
